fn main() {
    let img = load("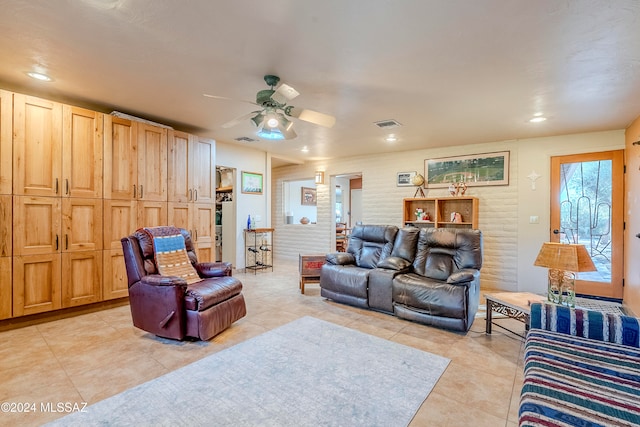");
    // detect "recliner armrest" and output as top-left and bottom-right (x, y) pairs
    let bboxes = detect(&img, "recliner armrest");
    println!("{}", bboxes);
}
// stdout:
(446, 269), (479, 284)
(195, 262), (232, 277)
(377, 256), (411, 271)
(326, 252), (356, 265)
(141, 274), (188, 287)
